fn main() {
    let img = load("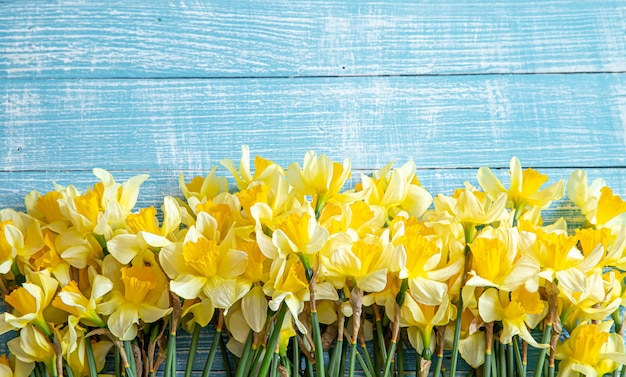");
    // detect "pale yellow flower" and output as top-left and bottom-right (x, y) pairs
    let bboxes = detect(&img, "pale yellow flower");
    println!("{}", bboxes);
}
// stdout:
(97, 253), (172, 340)
(568, 170), (626, 230)
(8, 324), (56, 375)
(159, 218), (250, 309)
(477, 157), (564, 214)
(287, 151), (352, 213)
(401, 293), (455, 355)
(180, 166), (229, 201)
(0, 209), (44, 275)
(0, 270), (58, 336)
(52, 268), (112, 328)
(555, 322), (626, 377)
(0, 355), (12, 377)
(478, 286), (547, 347)
(60, 322), (114, 377)
(466, 226), (539, 291)
(27, 229), (71, 285)
(220, 145), (285, 191)
(357, 161), (432, 221)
